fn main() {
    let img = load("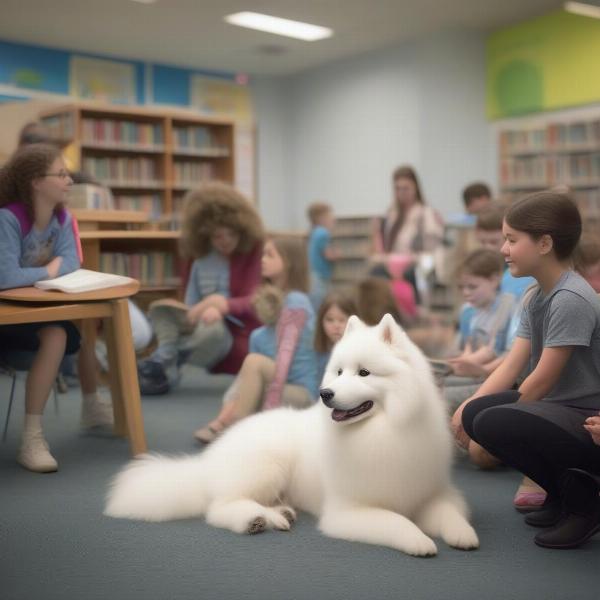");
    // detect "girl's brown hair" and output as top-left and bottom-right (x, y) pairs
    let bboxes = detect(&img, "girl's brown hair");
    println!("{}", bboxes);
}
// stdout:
(385, 165), (425, 252)
(573, 234), (600, 273)
(314, 291), (357, 353)
(355, 277), (403, 326)
(459, 249), (504, 279)
(0, 143), (63, 220)
(179, 181), (265, 258)
(392, 165), (424, 204)
(268, 235), (309, 293)
(505, 191), (582, 260)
